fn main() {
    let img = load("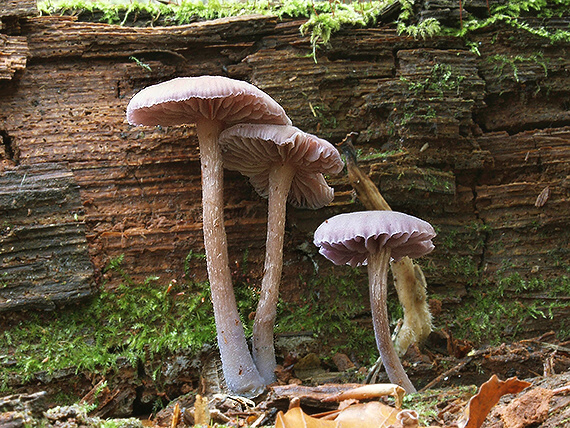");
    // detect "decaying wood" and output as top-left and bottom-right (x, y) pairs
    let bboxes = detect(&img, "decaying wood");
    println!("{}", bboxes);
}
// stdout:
(0, 391), (48, 428)
(0, 6), (567, 343)
(0, 34), (28, 80)
(0, 163), (95, 311)
(0, 1), (37, 19)
(264, 384), (364, 412)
